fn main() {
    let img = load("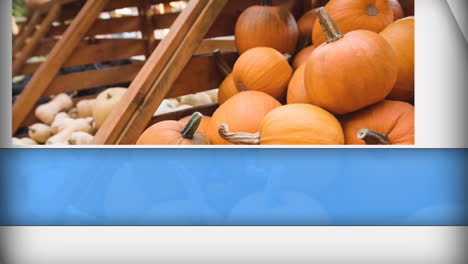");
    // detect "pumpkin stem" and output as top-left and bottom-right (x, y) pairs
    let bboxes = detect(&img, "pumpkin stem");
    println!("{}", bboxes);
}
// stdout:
(316, 7), (344, 43)
(218, 124), (260, 145)
(68, 139), (76, 145)
(181, 112), (203, 139)
(213, 49), (232, 77)
(357, 129), (392, 145)
(106, 93), (112, 100)
(261, 0), (272, 6)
